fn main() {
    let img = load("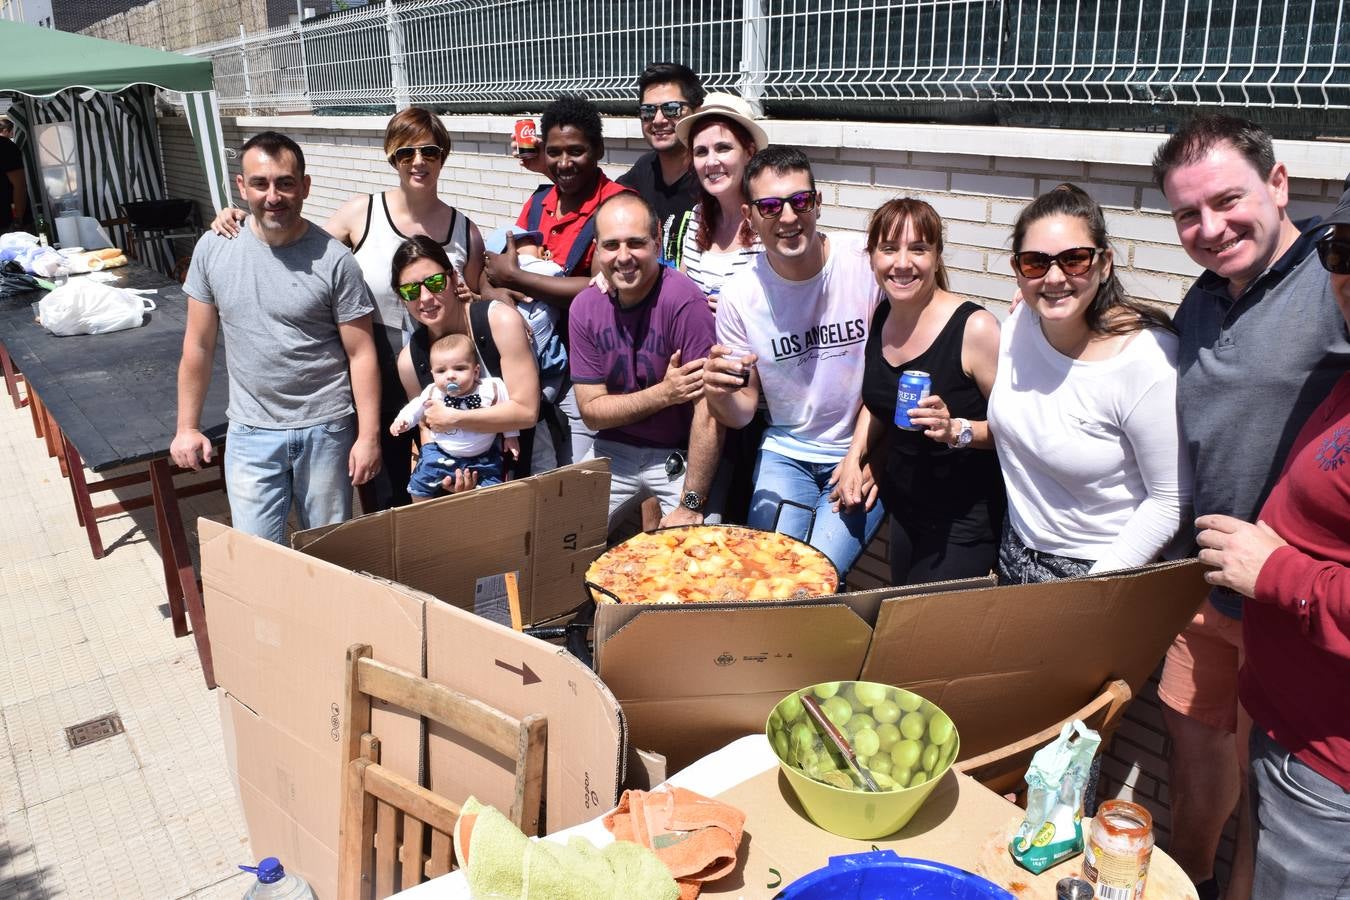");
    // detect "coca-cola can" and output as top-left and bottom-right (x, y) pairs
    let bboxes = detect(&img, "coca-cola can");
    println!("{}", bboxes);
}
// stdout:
(513, 118), (539, 158)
